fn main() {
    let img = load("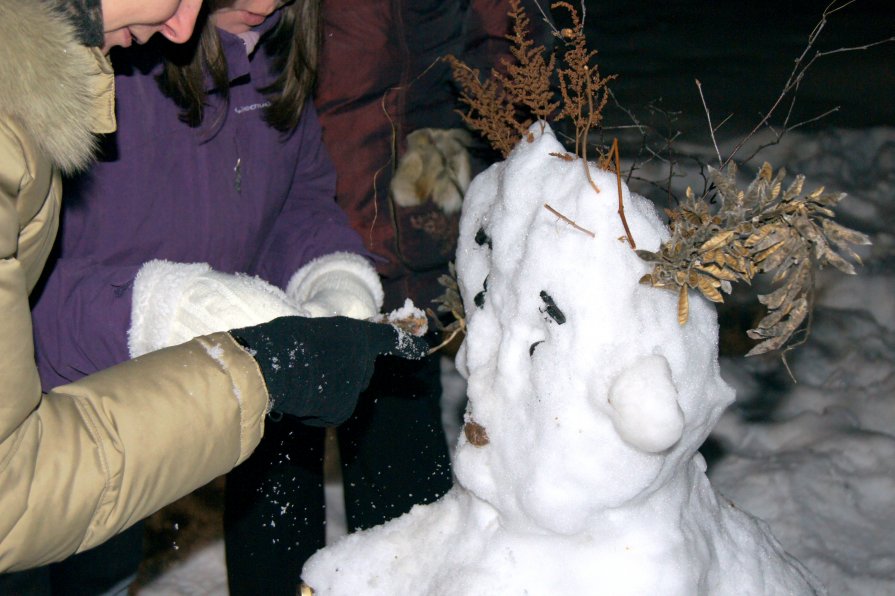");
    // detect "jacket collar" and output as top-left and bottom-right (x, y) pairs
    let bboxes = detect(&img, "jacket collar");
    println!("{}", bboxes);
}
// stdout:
(215, 11), (283, 89)
(0, 0), (114, 173)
